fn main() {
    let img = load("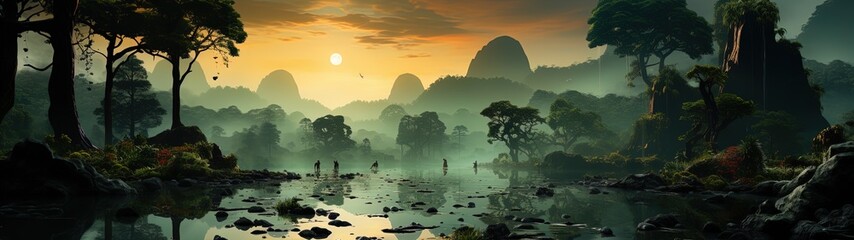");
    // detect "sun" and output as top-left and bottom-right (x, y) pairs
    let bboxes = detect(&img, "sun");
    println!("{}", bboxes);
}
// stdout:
(330, 53), (343, 66)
